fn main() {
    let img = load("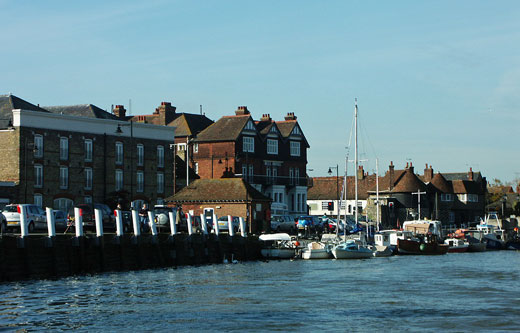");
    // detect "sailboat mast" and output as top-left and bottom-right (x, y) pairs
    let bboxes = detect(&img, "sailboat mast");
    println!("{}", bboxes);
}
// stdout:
(376, 158), (379, 231)
(354, 99), (359, 225)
